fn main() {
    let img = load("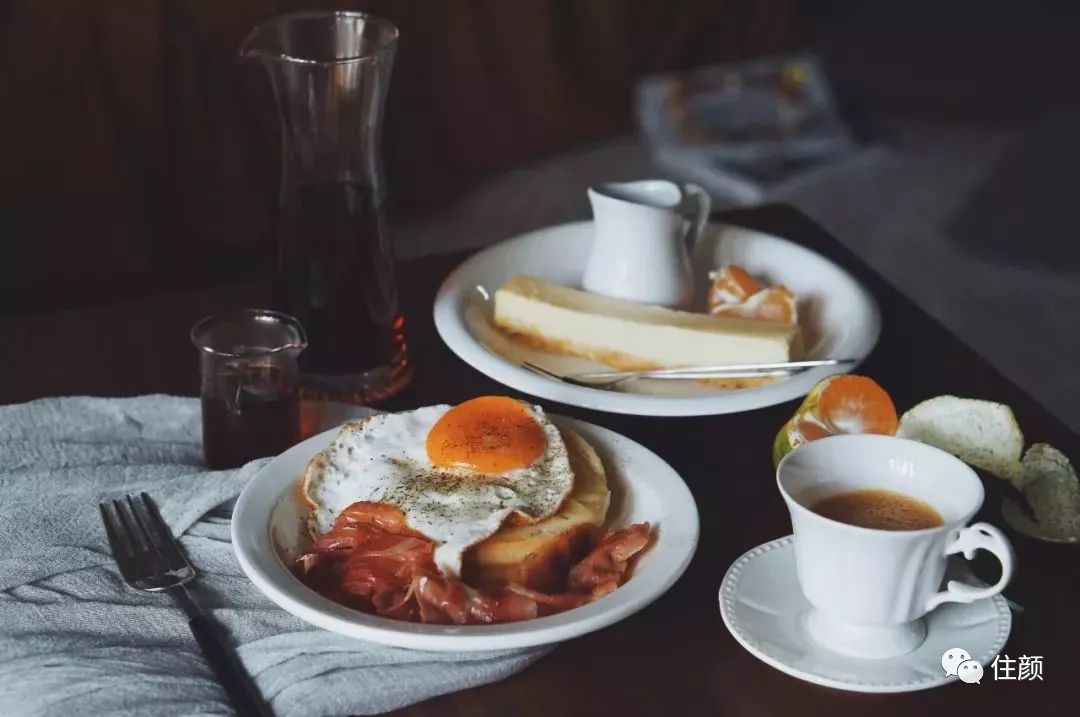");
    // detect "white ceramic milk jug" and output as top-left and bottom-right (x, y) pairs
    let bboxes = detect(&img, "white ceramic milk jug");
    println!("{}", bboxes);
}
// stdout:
(583, 180), (710, 308)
